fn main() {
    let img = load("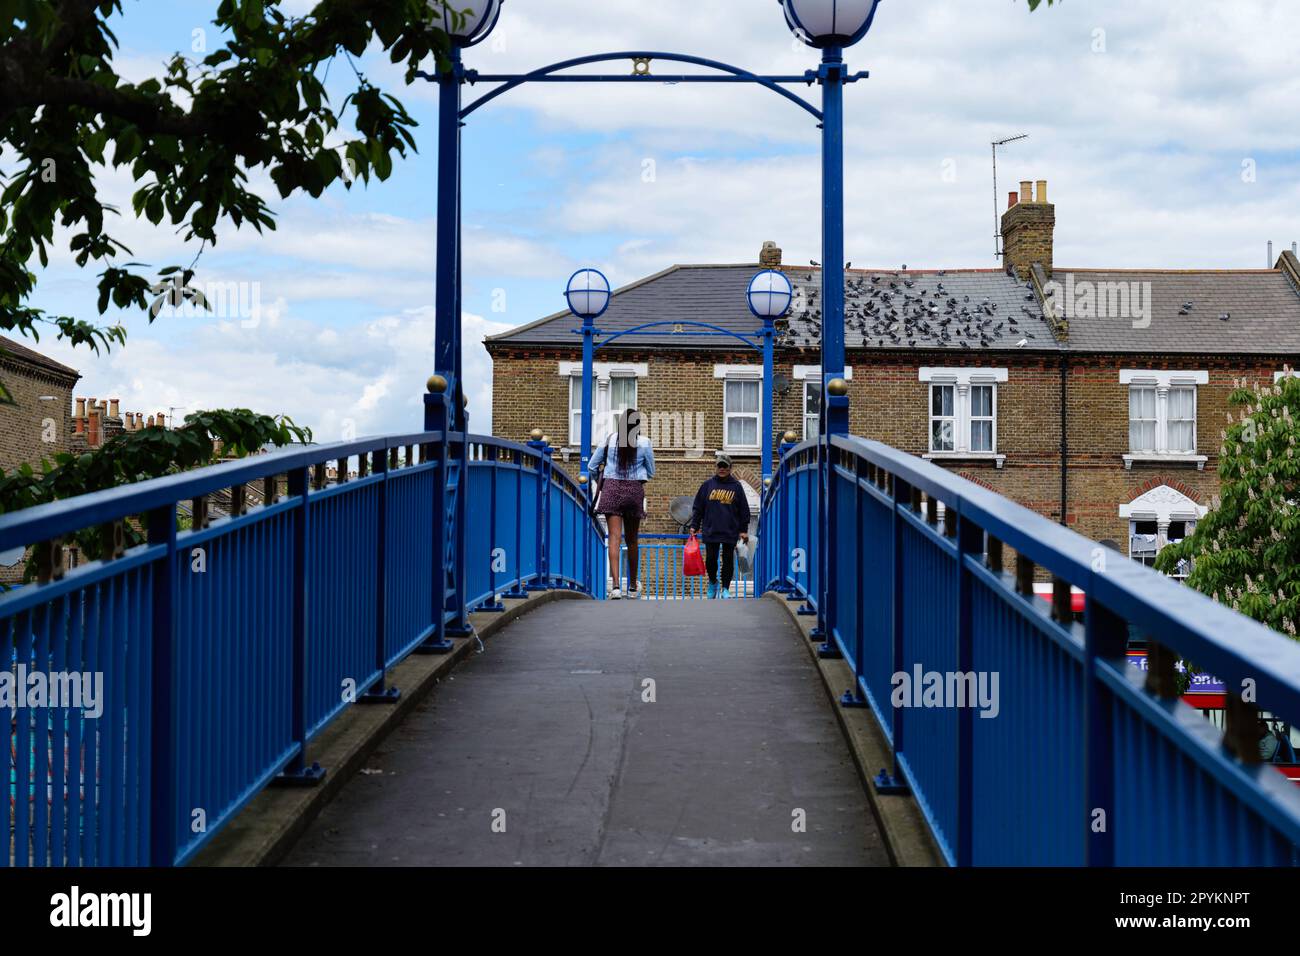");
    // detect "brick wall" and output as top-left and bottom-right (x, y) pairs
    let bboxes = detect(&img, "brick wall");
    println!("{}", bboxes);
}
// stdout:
(0, 357), (76, 472)
(0, 353), (78, 586)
